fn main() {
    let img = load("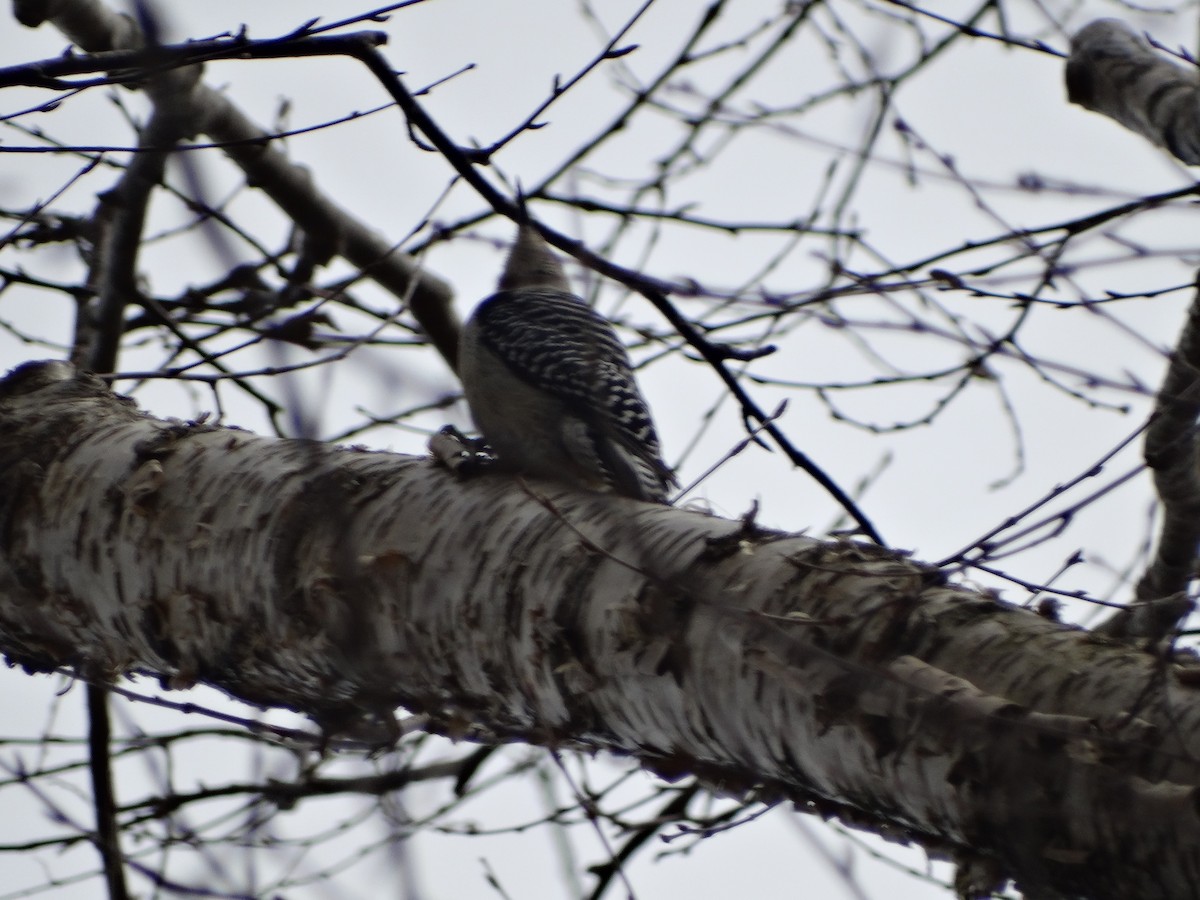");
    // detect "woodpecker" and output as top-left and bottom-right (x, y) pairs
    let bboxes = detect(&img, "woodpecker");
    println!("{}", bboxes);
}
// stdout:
(458, 221), (676, 503)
